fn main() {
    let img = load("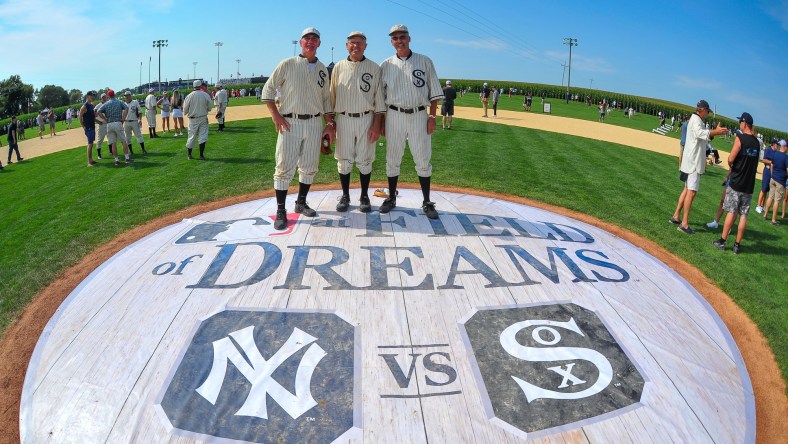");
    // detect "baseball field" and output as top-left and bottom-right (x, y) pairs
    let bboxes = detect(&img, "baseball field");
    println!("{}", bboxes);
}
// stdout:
(0, 97), (785, 441)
